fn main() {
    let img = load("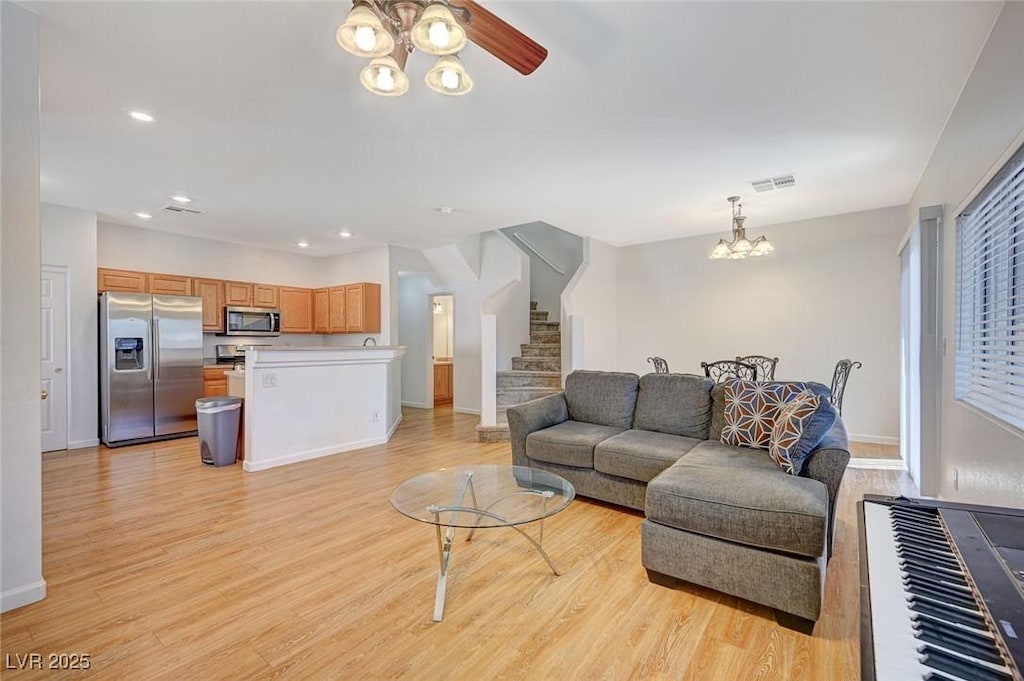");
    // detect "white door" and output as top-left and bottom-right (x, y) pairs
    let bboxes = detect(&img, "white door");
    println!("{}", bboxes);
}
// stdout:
(41, 267), (69, 452)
